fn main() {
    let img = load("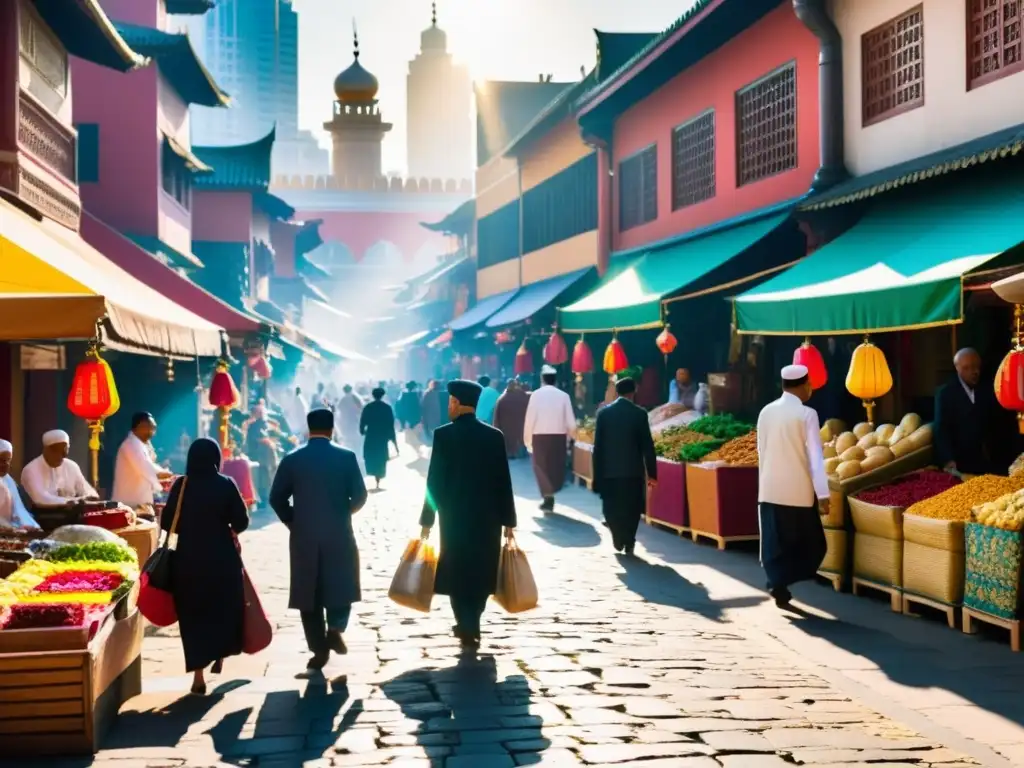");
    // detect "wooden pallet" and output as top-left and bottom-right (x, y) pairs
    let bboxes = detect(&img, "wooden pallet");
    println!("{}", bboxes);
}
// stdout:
(962, 606), (1021, 652)
(690, 530), (759, 551)
(816, 569), (843, 592)
(902, 593), (958, 629)
(573, 473), (593, 491)
(852, 577), (902, 612)
(645, 516), (689, 536)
